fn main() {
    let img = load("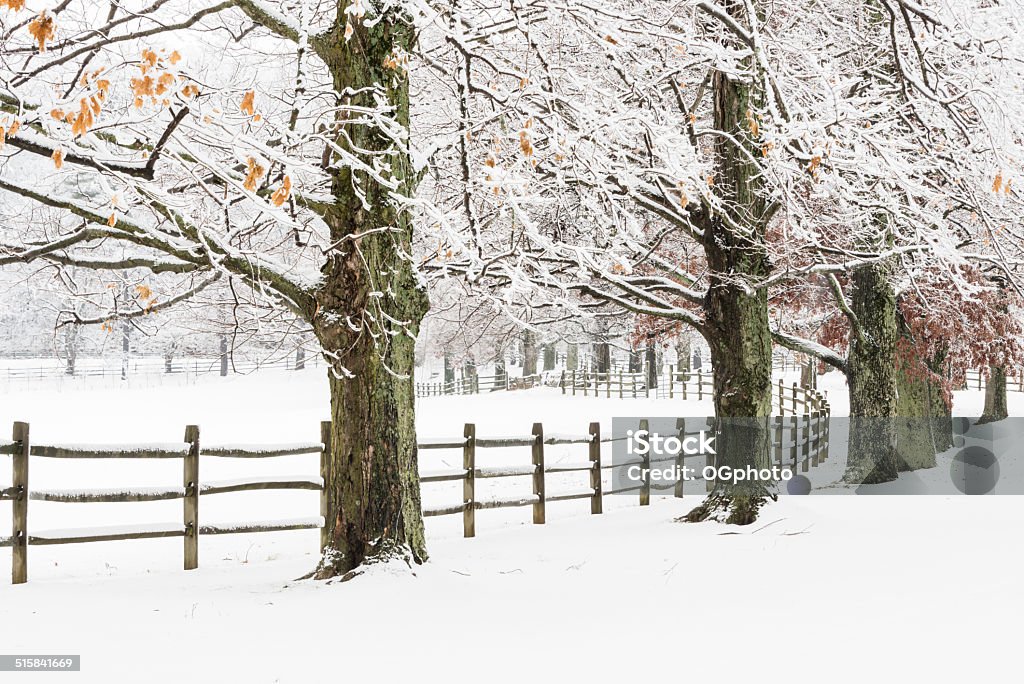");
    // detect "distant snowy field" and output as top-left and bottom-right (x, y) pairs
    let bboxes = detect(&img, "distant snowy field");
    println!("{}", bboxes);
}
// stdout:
(0, 369), (1021, 682)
